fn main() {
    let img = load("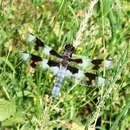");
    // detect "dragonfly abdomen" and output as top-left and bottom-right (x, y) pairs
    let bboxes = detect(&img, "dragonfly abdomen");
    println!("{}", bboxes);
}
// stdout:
(51, 69), (66, 98)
